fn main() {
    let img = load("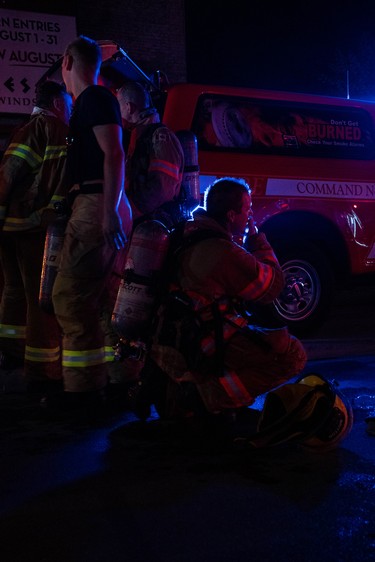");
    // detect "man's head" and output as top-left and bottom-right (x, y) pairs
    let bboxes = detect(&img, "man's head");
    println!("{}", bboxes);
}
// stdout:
(35, 80), (73, 125)
(62, 35), (102, 96)
(204, 177), (252, 236)
(117, 81), (155, 129)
